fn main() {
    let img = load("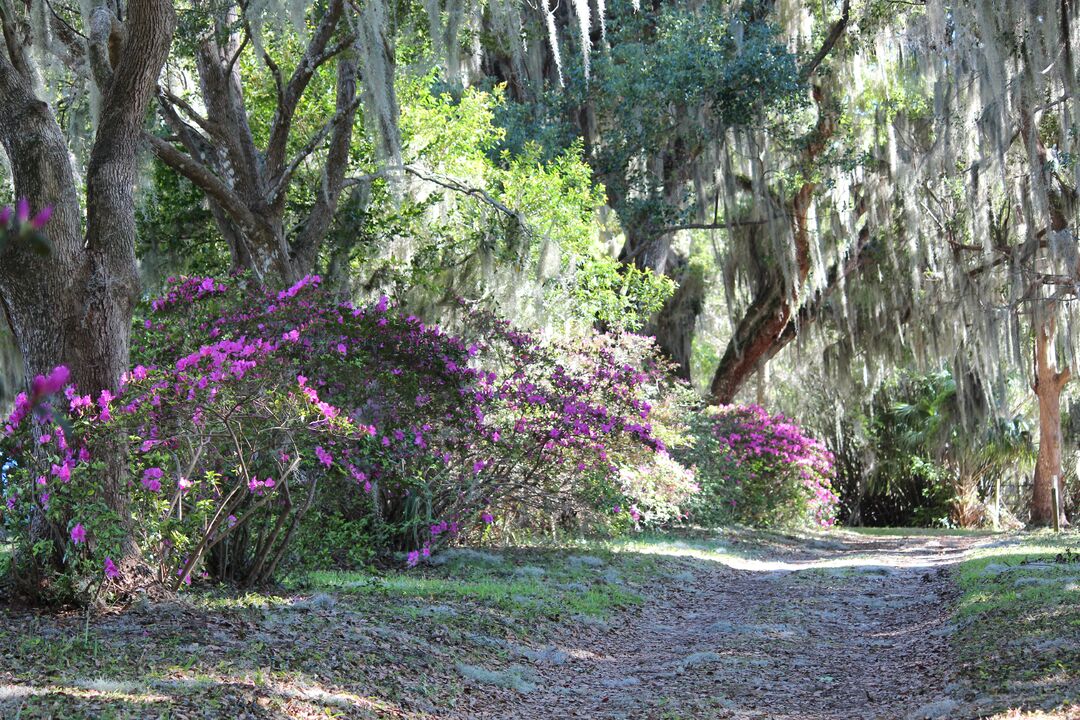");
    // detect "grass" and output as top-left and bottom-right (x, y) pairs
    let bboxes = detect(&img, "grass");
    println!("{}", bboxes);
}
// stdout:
(0, 536), (654, 719)
(951, 530), (1080, 715)
(4, 526), (1078, 718)
(292, 546), (643, 620)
